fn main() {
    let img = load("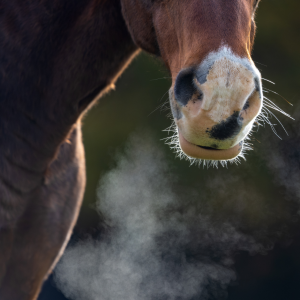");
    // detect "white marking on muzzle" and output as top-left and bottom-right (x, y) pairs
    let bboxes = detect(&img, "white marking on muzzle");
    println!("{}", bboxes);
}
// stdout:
(195, 46), (262, 123)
